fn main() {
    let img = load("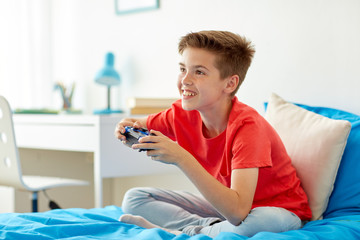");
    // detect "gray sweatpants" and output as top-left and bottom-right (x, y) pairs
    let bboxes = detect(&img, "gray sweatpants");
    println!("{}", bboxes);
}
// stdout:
(121, 187), (302, 237)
